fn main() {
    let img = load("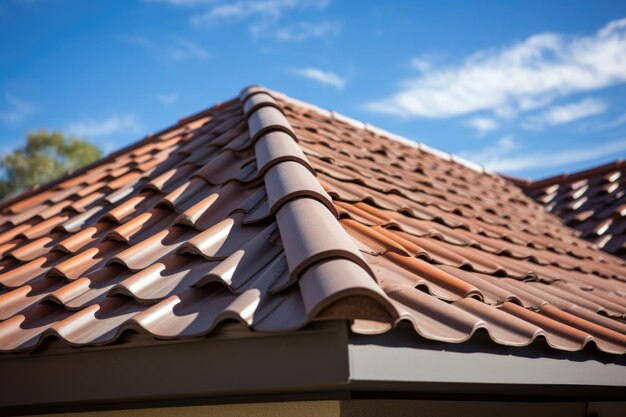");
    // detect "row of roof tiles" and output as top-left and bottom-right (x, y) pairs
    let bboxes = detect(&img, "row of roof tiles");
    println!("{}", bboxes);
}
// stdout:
(0, 86), (624, 354)
(513, 161), (626, 258)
